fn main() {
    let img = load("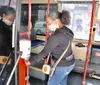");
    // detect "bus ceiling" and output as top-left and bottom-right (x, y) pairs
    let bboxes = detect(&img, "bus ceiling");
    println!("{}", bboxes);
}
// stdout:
(21, 0), (100, 3)
(1, 0), (100, 5)
(21, 0), (57, 4)
(57, 0), (99, 3)
(20, 0), (100, 4)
